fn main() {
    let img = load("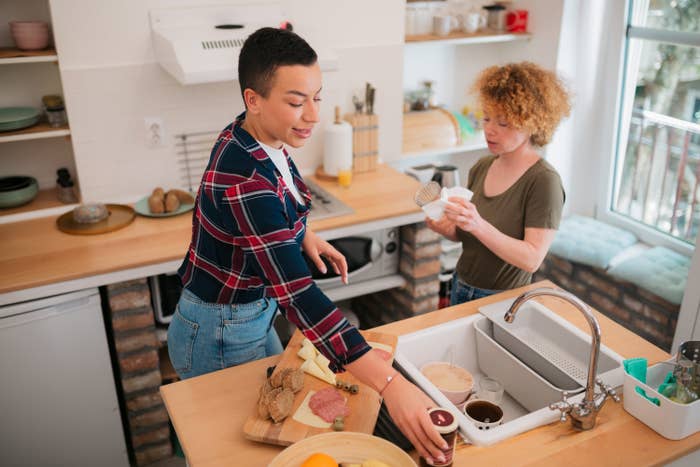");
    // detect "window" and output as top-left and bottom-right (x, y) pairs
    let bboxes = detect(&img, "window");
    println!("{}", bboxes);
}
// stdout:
(612, 0), (700, 246)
